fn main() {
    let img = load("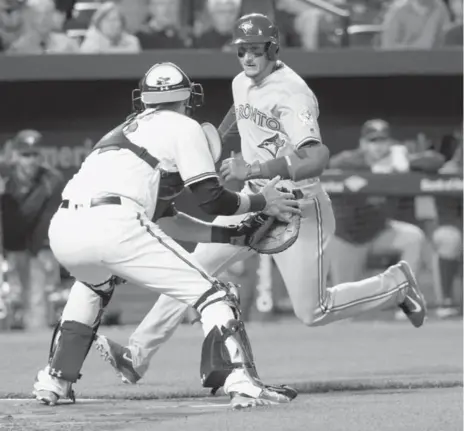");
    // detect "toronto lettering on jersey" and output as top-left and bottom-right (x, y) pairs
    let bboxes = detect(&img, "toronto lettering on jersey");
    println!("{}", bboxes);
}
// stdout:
(236, 103), (281, 132)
